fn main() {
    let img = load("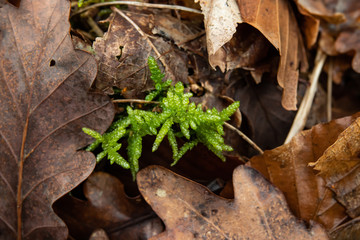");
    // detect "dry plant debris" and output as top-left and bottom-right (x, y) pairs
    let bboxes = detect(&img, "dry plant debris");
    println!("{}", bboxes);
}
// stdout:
(1, 0), (360, 239)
